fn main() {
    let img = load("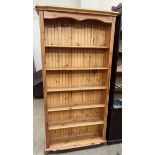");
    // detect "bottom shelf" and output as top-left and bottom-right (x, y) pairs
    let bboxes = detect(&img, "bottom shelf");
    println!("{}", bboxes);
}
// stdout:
(46, 137), (105, 151)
